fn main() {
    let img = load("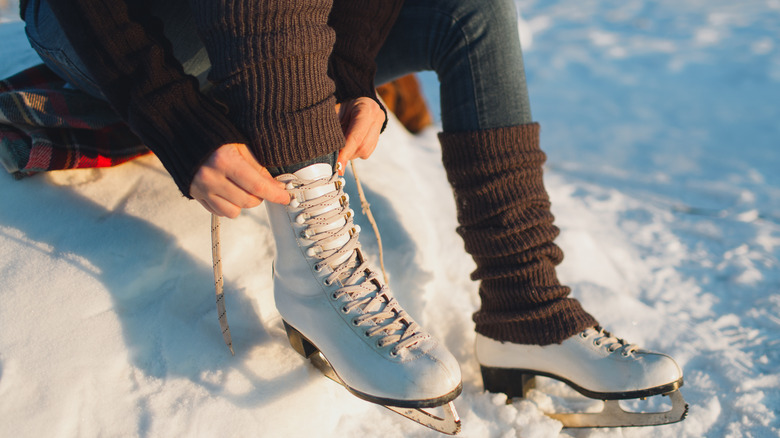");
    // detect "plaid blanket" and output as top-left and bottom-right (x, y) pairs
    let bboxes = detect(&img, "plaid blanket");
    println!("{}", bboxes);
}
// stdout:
(0, 64), (149, 179)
